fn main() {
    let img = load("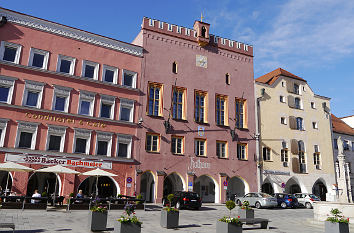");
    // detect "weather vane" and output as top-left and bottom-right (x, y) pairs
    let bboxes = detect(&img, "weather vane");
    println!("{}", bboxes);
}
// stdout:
(201, 12), (204, 22)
